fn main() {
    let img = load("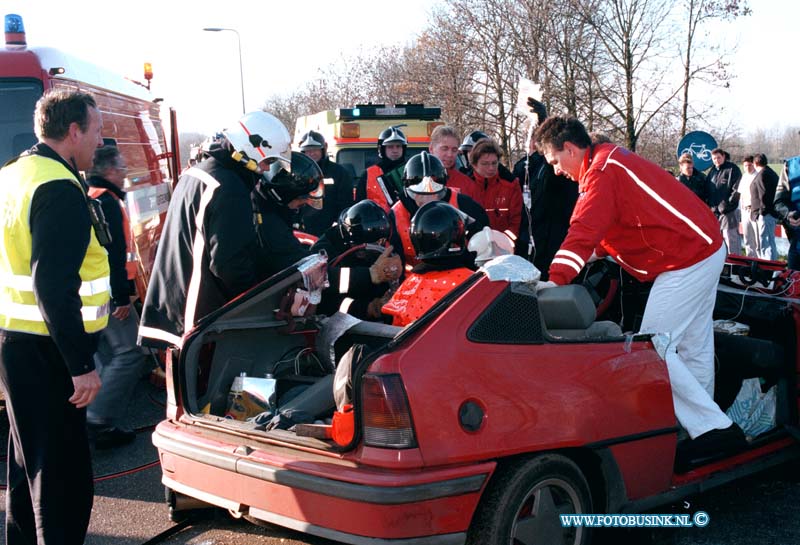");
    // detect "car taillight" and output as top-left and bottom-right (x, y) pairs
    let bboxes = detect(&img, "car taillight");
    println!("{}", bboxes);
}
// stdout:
(362, 374), (417, 449)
